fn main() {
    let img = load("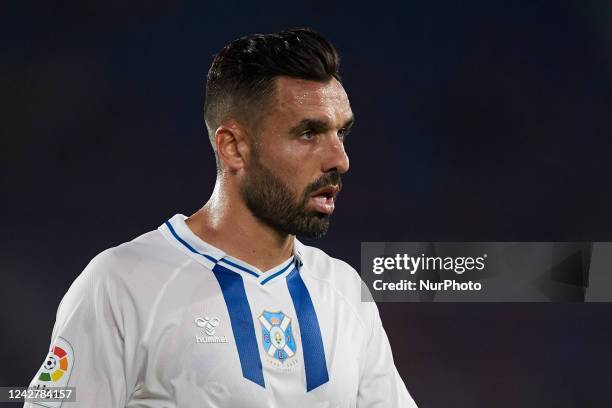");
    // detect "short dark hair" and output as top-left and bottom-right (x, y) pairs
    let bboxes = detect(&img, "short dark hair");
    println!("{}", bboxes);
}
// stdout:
(203, 28), (341, 155)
